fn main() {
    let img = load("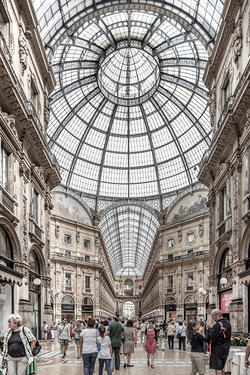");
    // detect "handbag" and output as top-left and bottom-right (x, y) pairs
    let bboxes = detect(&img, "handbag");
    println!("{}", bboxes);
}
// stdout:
(23, 328), (41, 356)
(111, 357), (115, 372)
(96, 330), (101, 351)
